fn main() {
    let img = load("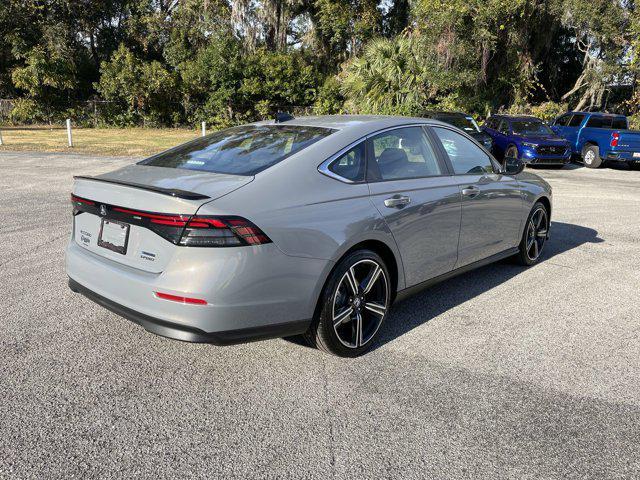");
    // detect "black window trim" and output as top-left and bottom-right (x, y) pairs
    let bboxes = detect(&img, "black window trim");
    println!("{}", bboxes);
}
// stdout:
(364, 125), (451, 183)
(318, 123), (451, 184)
(430, 124), (503, 176)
